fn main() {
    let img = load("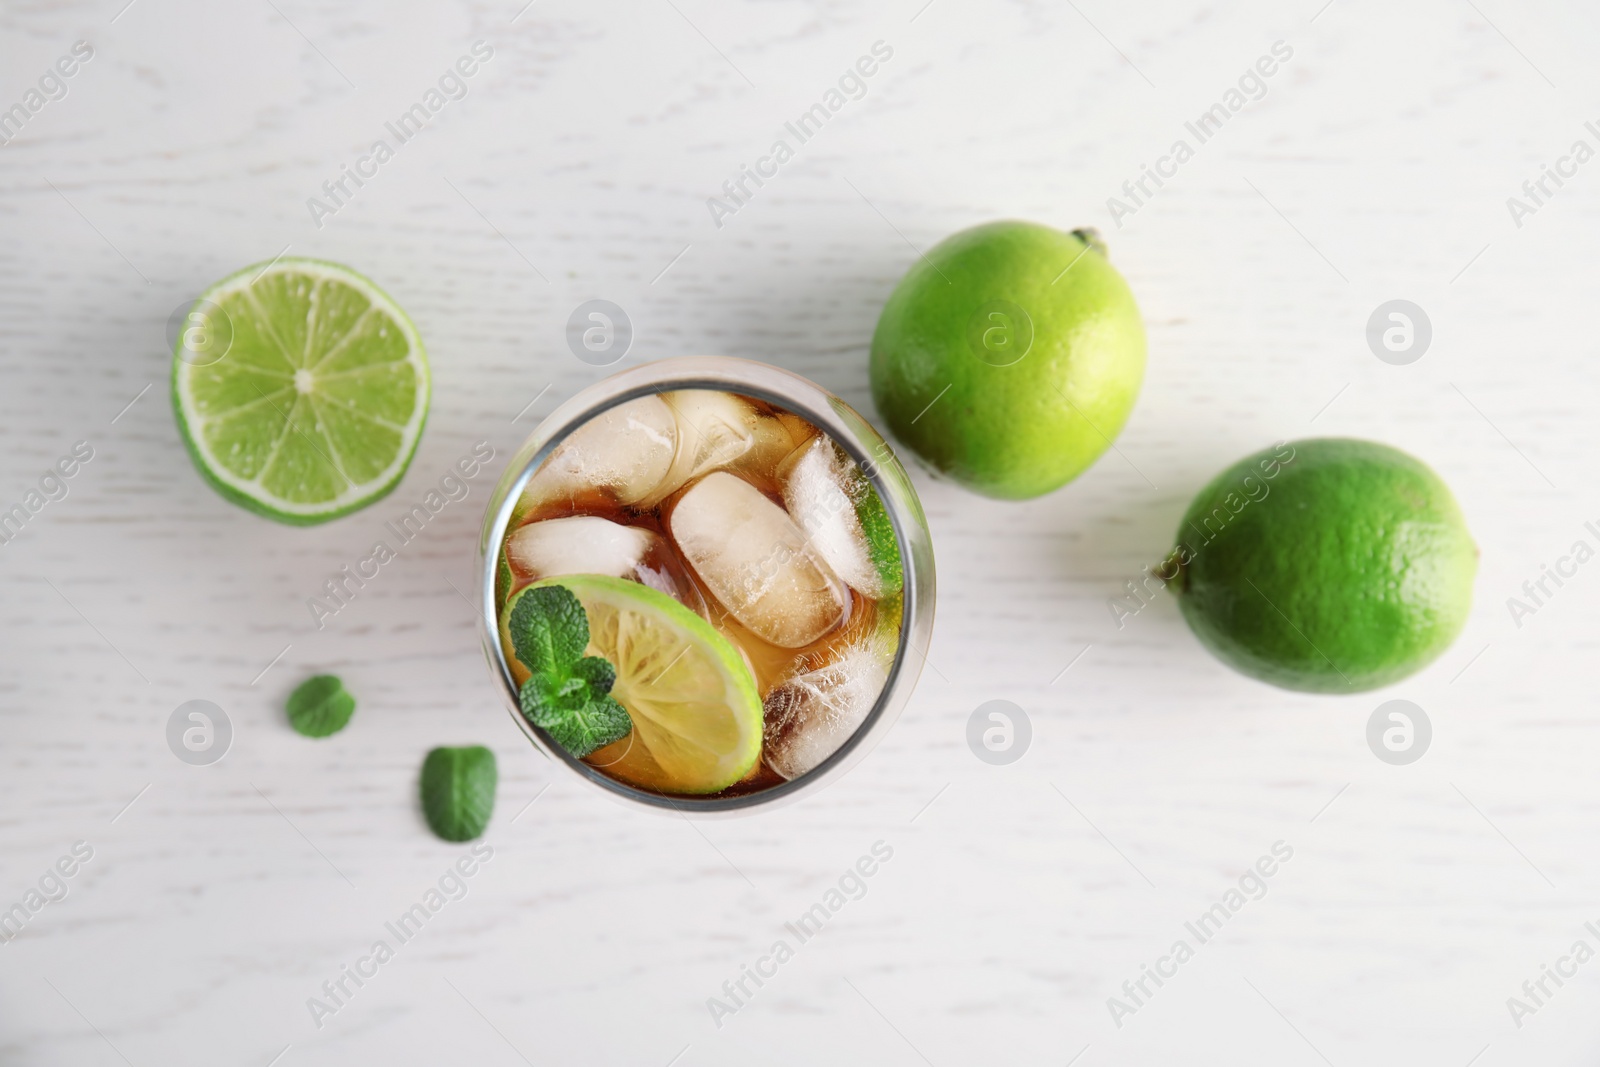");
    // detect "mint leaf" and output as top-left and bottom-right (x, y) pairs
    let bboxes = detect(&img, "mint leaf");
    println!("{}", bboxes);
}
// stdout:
(420, 746), (497, 842)
(286, 674), (355, 738)
(510, 583), (633, 759)
(570, 655), (616, 696)
(523, 683), (631, 758)
(508, 584), (589, 677)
